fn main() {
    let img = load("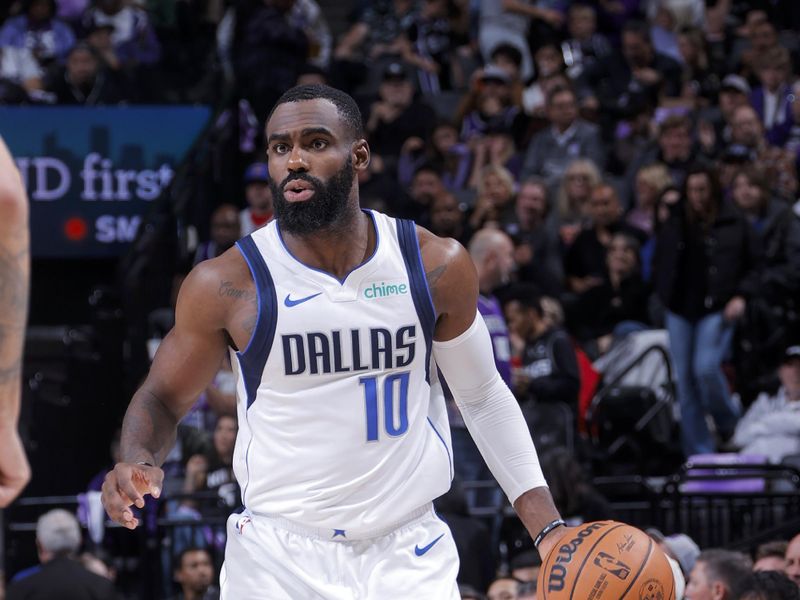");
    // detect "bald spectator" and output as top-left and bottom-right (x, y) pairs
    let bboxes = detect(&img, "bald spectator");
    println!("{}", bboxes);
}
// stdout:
(754, 541), (788, 573)
(7, 509), (119, 600)
(685, 549), (752, 600)
(468, 228), (515, 387)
